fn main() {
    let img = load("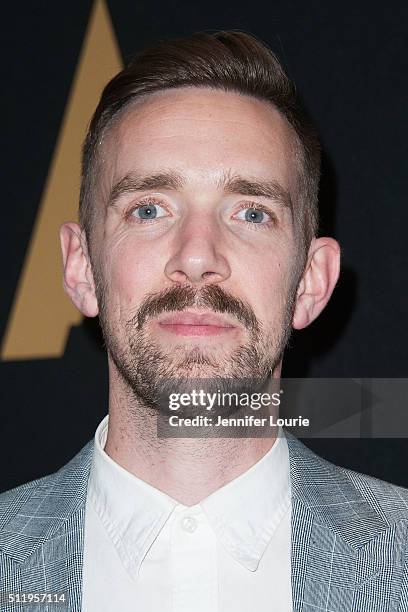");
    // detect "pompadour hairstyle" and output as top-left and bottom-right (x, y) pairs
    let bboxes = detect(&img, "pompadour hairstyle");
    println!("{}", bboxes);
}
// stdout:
(80, 30), (321, 256)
